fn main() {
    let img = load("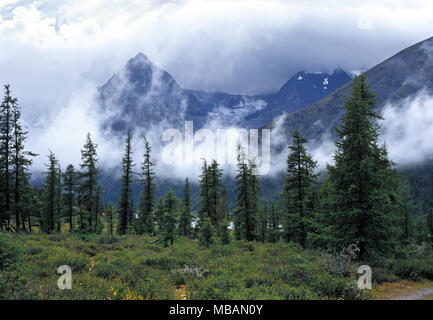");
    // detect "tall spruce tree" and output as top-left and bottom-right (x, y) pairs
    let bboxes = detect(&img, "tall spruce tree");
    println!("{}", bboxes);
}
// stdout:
(55, 165), (62, 232)
(283, 129), (318, 248)
(138, 136), (155, 234)
(216, 185), (230, 222)
(162, 189), (178, 246)
(63, 164), (77, 231)
(21, 184), (38, 232)
(219, 218), (231, 245)
(118, 130), (134, 235)
(79, 133), (99, 233)
(208, 159), (223, 228)
(10, 89), (35, 232)
(327, 74), (402, 259)
(43, 151), (58, 234)
(178, 177), (192, 237)
(249, 158), (261, 238)
(0, 84), (13, 230)
(199, 217), (215, 247)
(234, 147), (256, 241)
(198, 159), (211, 222)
